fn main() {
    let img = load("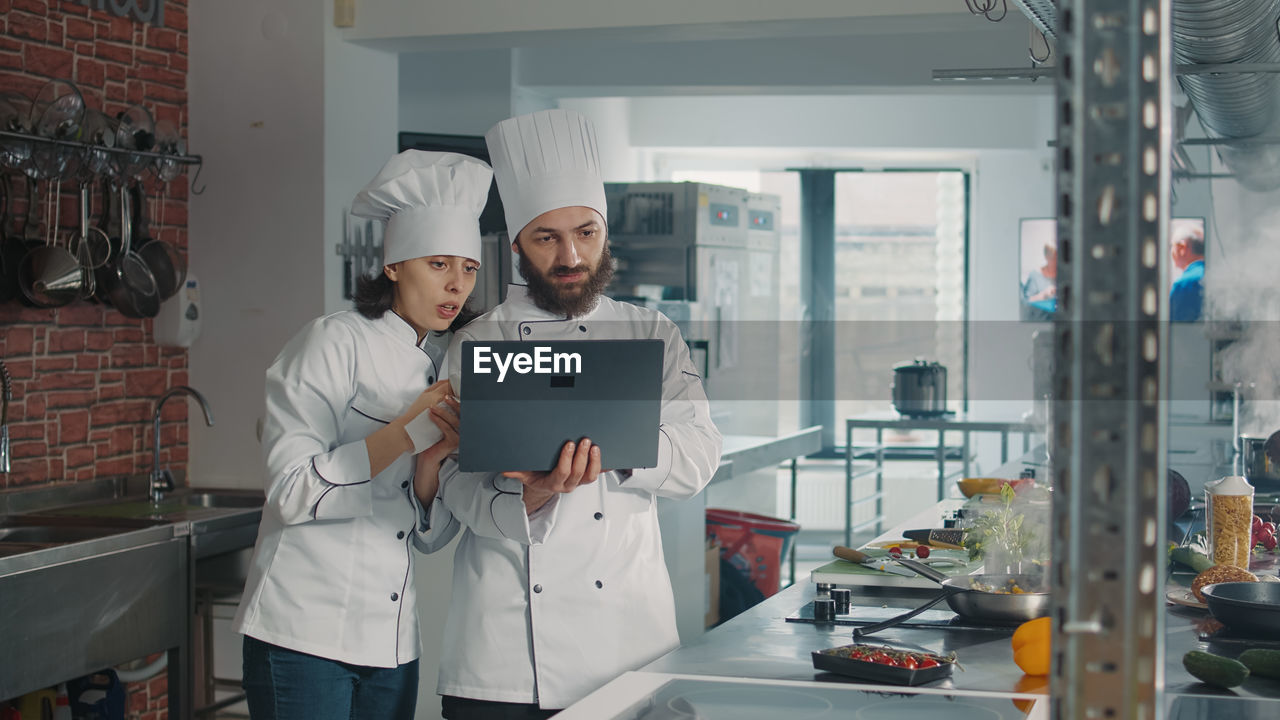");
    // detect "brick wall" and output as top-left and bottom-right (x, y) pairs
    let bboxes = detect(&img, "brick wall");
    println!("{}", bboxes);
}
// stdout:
(0, 0), (191, 494)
